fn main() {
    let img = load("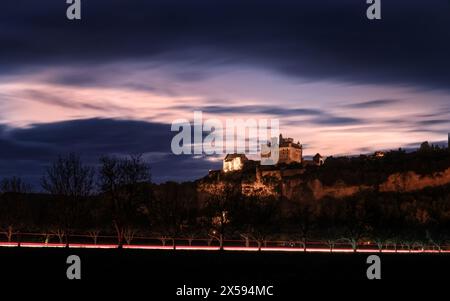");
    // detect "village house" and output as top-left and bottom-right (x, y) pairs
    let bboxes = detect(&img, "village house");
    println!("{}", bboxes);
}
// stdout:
(223, 153), (248, 172)
(313, 153), (325, 166)
(373, 151), (385, 158)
